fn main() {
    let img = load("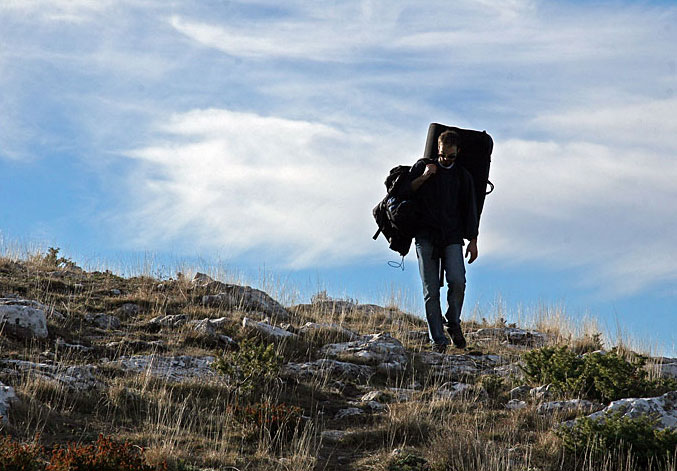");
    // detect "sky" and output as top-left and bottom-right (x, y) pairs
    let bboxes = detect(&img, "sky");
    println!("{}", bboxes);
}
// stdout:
(1, 0), (675, 355)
